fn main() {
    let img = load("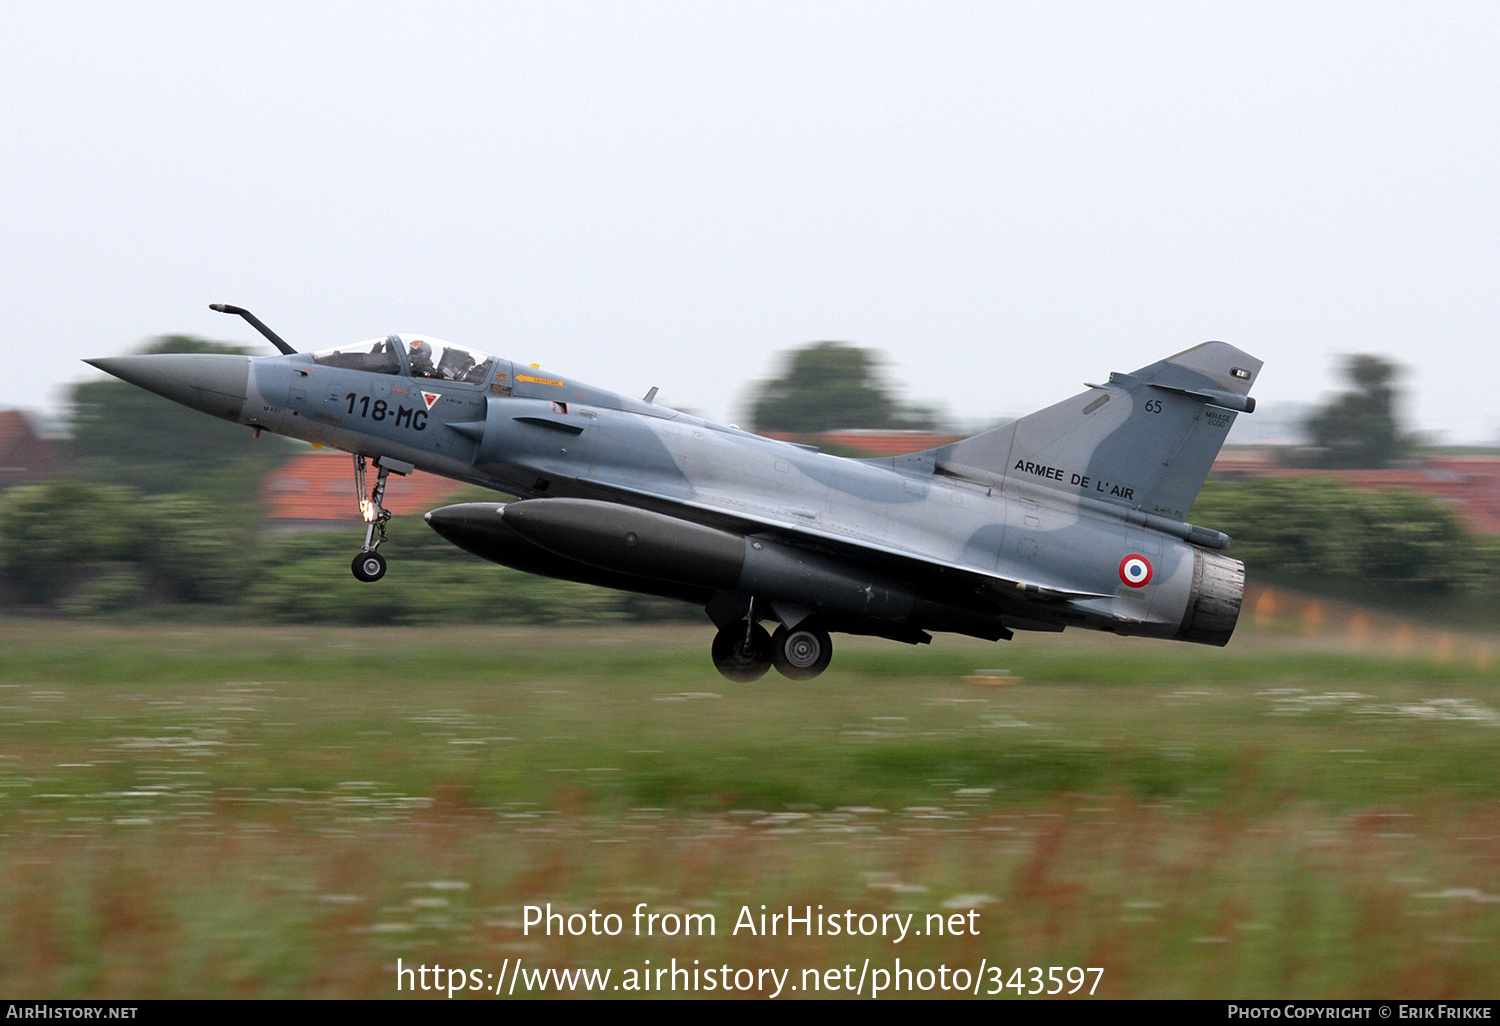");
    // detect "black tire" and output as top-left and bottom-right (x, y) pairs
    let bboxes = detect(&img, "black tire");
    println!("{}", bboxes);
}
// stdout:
(771, 624), (832, 680)
(351, 551), (387, 583)
(711, 622), (772, 682)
